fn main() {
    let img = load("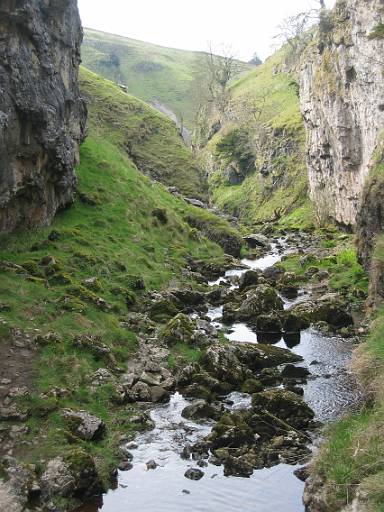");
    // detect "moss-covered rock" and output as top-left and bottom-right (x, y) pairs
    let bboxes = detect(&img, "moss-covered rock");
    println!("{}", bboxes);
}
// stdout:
(160, 313), (195, 346)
